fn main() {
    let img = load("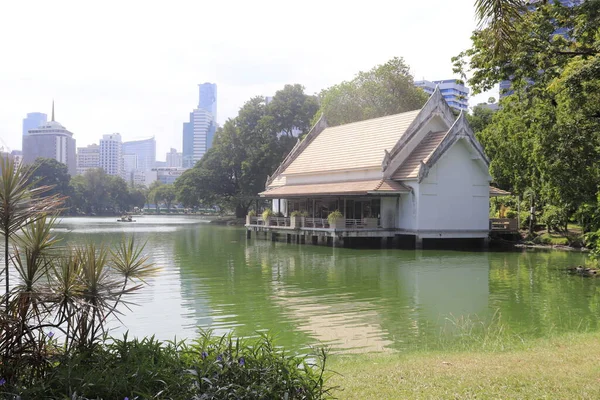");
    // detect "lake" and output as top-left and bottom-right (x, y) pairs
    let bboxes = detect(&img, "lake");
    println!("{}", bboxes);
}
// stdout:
(54, 216), (596, 353)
